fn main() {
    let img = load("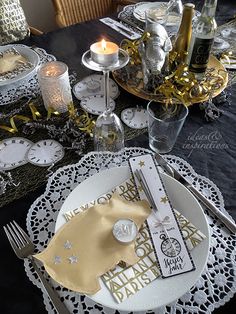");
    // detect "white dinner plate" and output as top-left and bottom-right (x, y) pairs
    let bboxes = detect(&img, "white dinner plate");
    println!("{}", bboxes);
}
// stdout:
(0, 44), (40, 87)
(55, 166), (210, 311)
